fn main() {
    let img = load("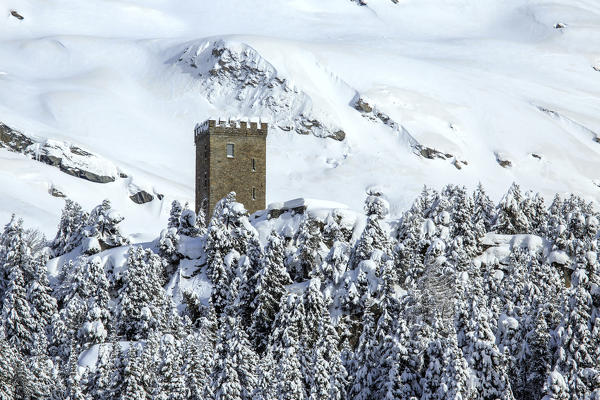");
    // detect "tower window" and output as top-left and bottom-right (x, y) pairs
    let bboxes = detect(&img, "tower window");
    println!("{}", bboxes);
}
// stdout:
(252, 187), (256, 200)
(252, 158), (256, 171)
(226, 143), (234, 158)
